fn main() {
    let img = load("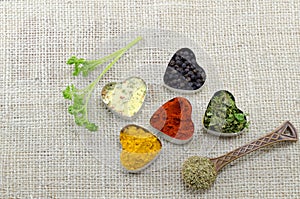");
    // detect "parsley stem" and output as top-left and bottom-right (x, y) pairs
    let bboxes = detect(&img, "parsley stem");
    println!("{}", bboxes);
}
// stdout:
(92, 36), (142, 84)
(92, 36), (142, 66)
